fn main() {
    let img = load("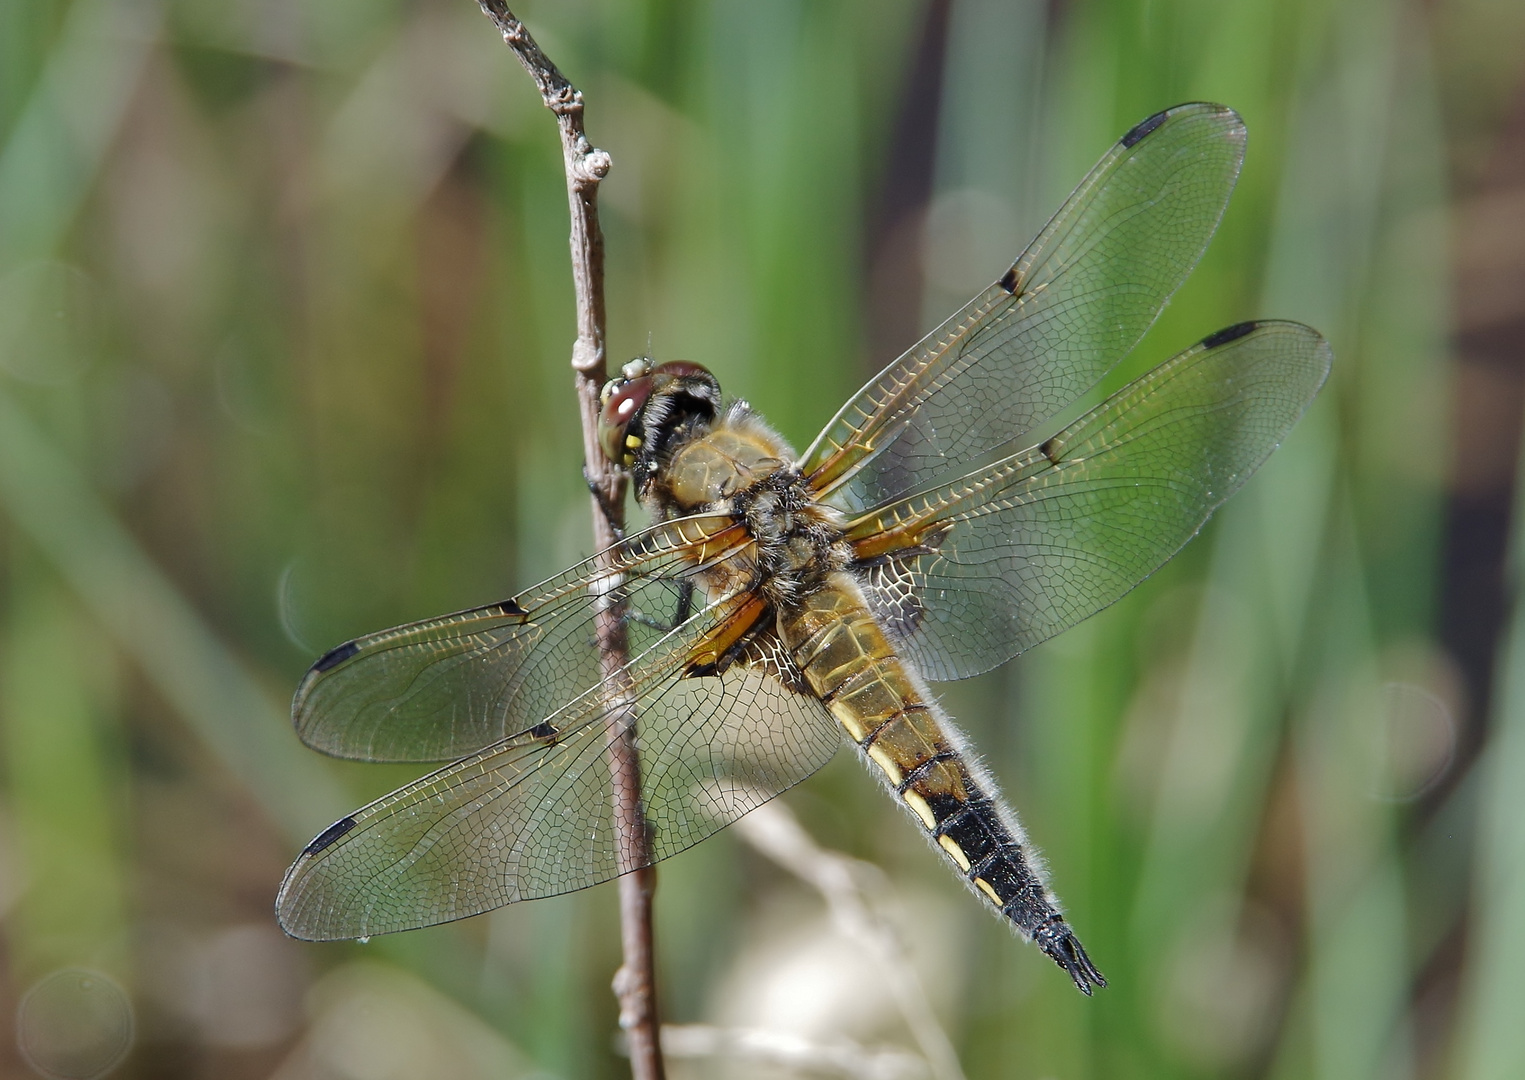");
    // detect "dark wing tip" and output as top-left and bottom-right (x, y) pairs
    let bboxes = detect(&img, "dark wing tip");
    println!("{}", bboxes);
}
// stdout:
(1121, 102), (1244, 150)
(302, 815), (357, 855)
(277, 816), (359, 939)
(1199, 321), (1260, 350)
(1121, 108), (1169, 147)
(312, 640), (360, 674)
(1035, 918), (1107, 995)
